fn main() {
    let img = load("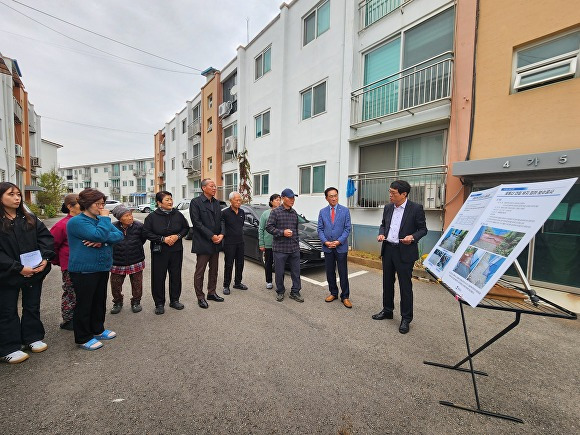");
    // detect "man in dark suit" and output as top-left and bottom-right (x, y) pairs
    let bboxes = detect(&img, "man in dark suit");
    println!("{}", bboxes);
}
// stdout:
(372, 180), (427, 334)
(317, 187), (352, 308)
(189, 178), (225, 309)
